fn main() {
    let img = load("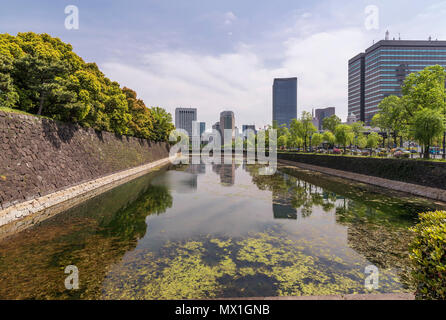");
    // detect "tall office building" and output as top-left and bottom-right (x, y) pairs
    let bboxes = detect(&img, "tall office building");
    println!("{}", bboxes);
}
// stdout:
(212, 122), (220, 132)
(272, 77), (297, 127)
(314, 107), (336, 131)
(348, 53), (366, 123)
(242, 124), (257, 137)
(198, 122), (206, 137)
(175, 107), (197, 136)
(349, 36), (446, 124)
(219, 111), (235, 142)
